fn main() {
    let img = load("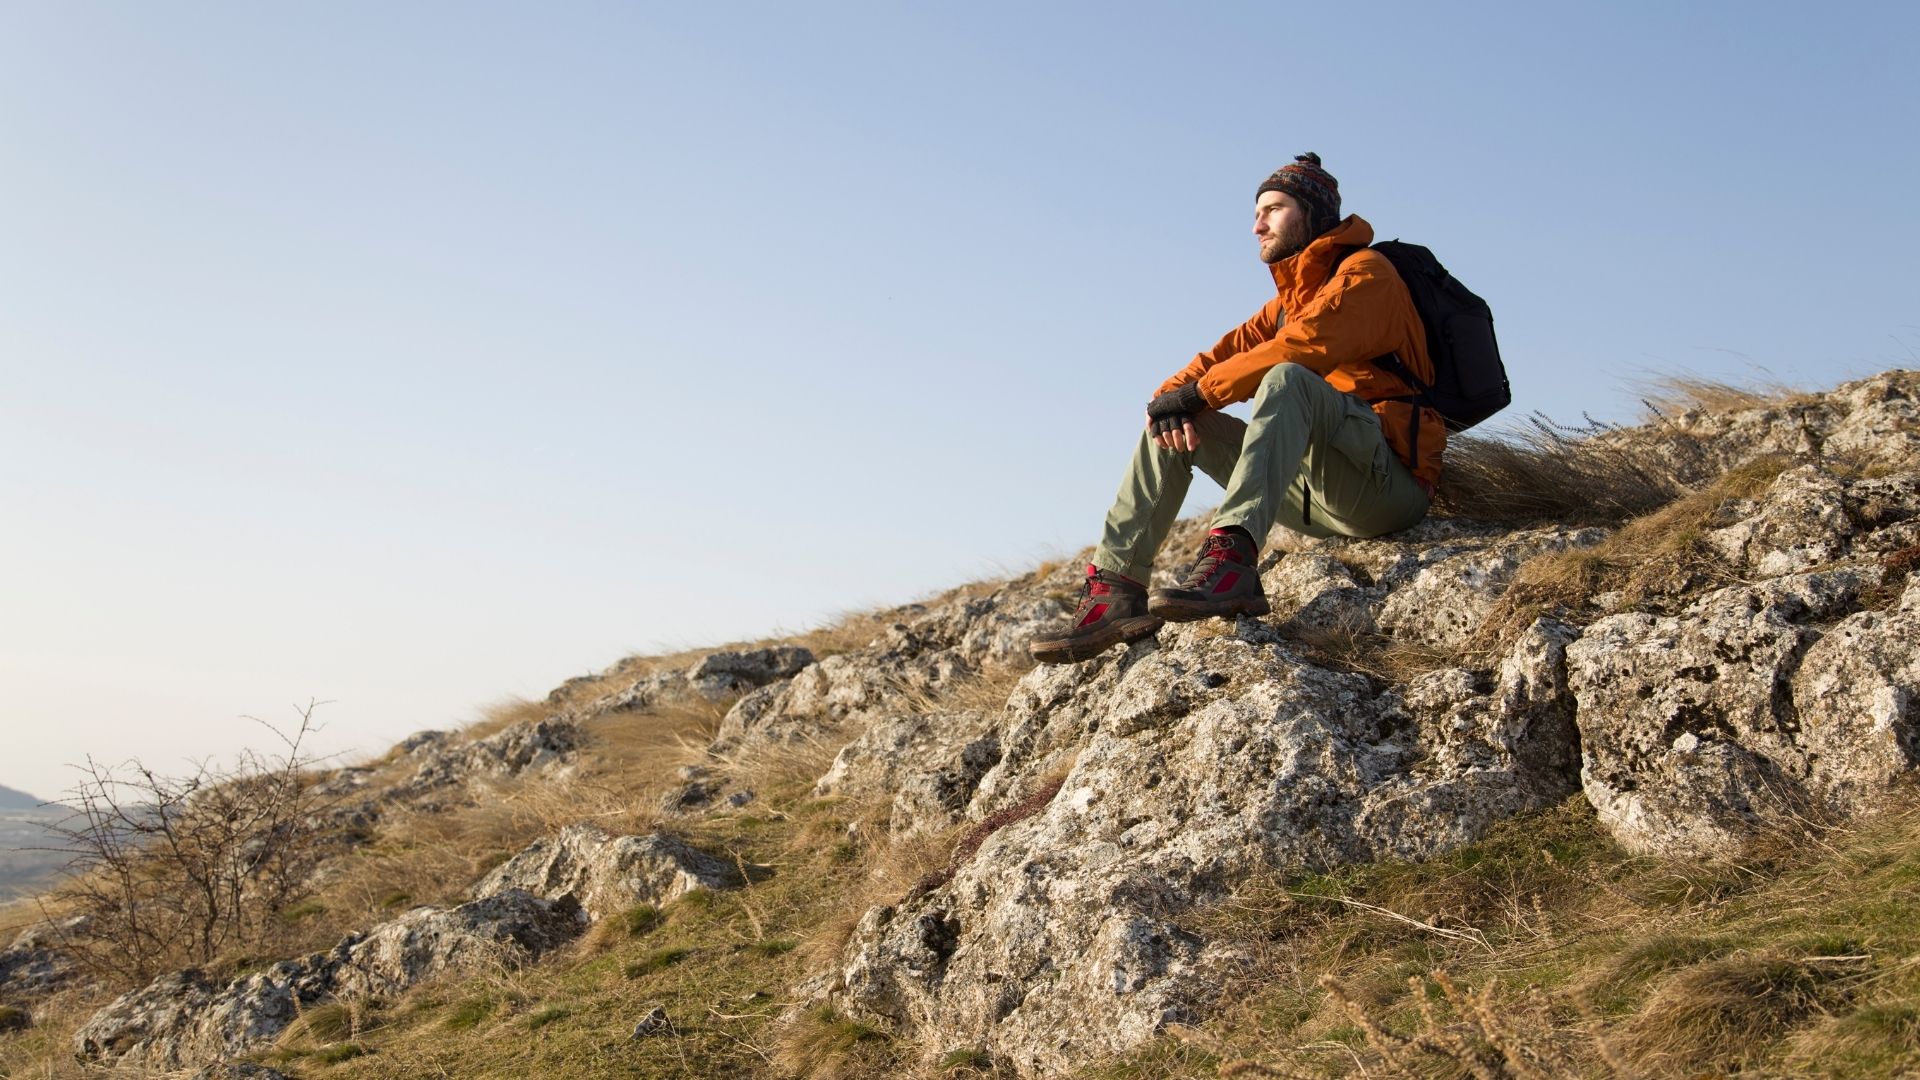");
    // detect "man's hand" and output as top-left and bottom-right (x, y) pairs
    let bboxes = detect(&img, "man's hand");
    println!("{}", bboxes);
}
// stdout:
(1147, 411), (1200, 452)
(1146, 383), (1207, 452)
